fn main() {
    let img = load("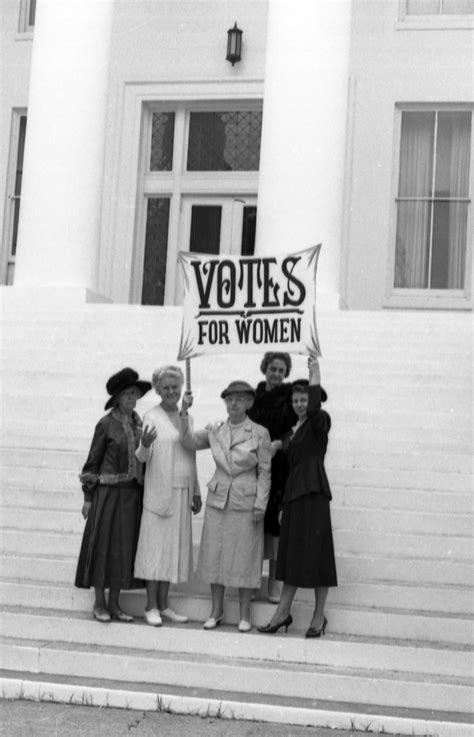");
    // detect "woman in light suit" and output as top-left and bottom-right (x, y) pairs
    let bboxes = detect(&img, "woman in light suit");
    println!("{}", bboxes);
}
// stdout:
(179, 380), (271, 632)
